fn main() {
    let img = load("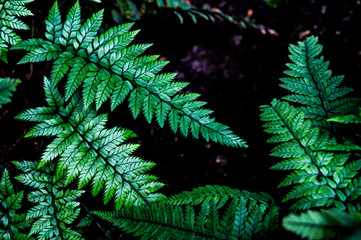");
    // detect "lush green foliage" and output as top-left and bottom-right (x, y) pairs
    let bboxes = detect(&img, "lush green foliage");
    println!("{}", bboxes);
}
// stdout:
(0, 0), (360, 239)
(0, 0), (33, 63)
(0, 77), (20, 109)
(95, 185), (279, 240)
